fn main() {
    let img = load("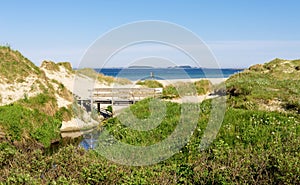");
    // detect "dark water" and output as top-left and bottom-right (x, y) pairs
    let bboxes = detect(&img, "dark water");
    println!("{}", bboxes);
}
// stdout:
(96, 68), (243, 81)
